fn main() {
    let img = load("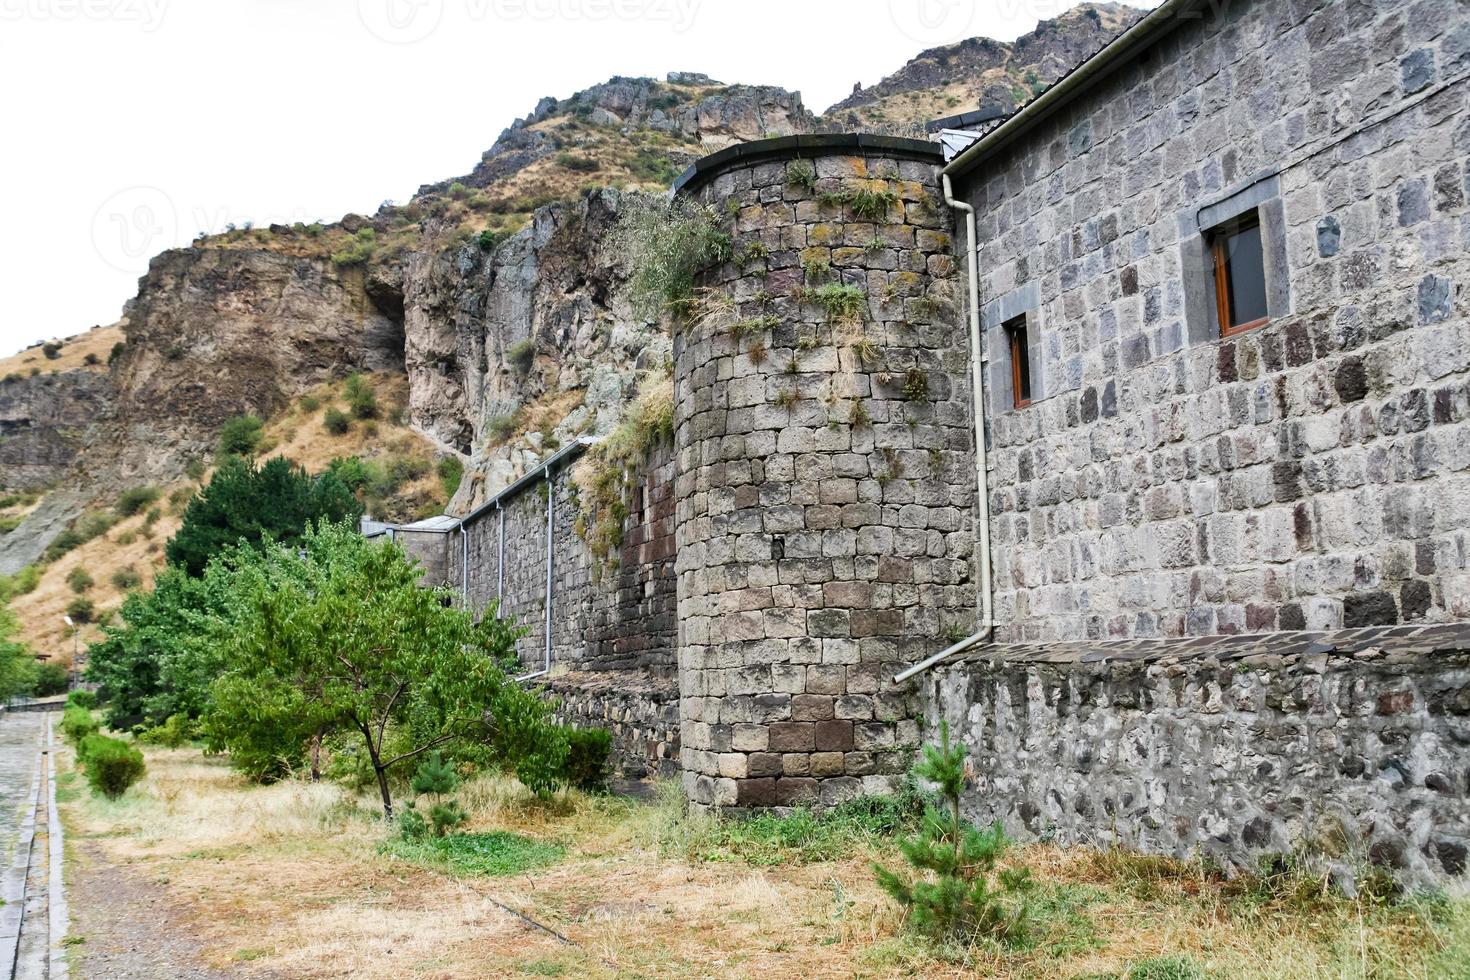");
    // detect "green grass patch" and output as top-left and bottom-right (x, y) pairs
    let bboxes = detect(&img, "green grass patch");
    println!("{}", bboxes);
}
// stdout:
(672, 787), (927, 866)
(382, 831), (563, 877)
